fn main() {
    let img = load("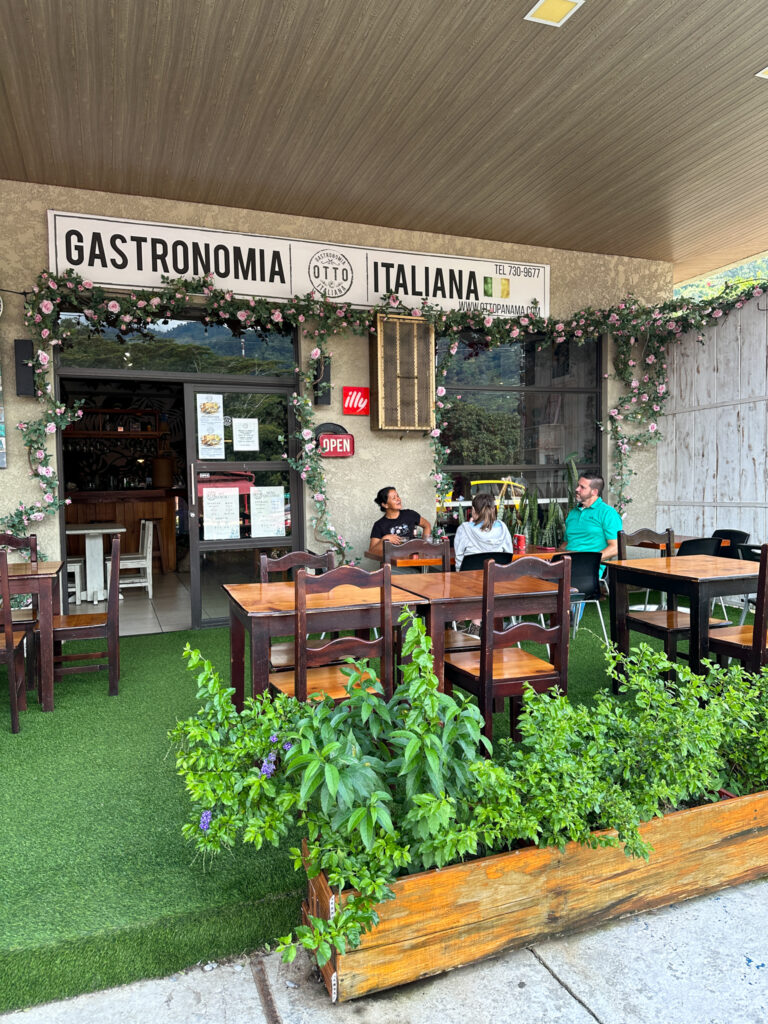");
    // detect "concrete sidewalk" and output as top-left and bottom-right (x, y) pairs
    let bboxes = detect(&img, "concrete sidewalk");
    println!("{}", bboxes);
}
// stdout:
(4, 878), (768, 1024)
